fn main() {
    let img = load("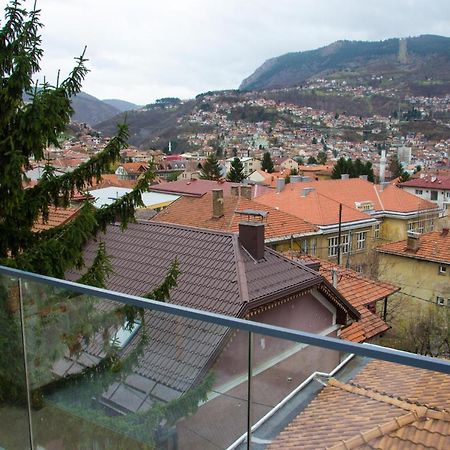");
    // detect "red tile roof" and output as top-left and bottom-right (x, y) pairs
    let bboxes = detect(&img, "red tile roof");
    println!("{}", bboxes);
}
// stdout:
(294, 256), (399, 342)
(33, 207), (80, 232)
(269, 360), (450, 450)
(153, 193), (317, 240)
(150, 179), (271, 198)
(400, 175), (450, 190)
(376, 230), (450, 264)
(255, 179), (438, 227)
